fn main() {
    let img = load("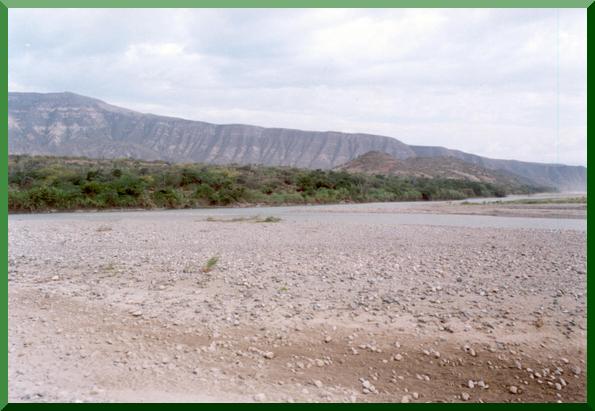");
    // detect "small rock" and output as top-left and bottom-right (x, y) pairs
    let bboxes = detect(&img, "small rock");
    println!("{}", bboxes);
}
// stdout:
(253, 393), (266, 402)
(461, 392), (470, 401)
(361, 379), (377, 394)
(509, 385), (518, 394)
